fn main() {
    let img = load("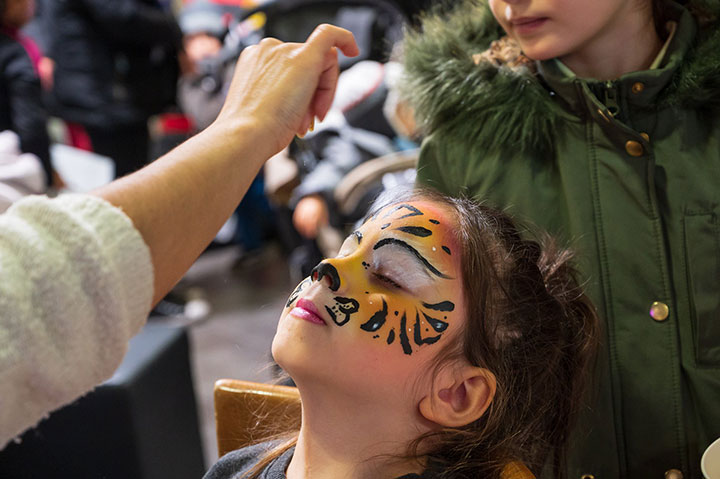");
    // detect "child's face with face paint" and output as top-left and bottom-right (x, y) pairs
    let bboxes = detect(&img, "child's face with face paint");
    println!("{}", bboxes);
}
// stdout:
(273, 200), (466, 406)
